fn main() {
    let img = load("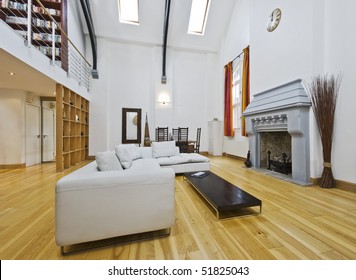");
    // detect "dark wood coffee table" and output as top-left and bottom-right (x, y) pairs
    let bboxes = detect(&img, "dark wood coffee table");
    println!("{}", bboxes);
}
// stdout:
(184, 171), (262, 219)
